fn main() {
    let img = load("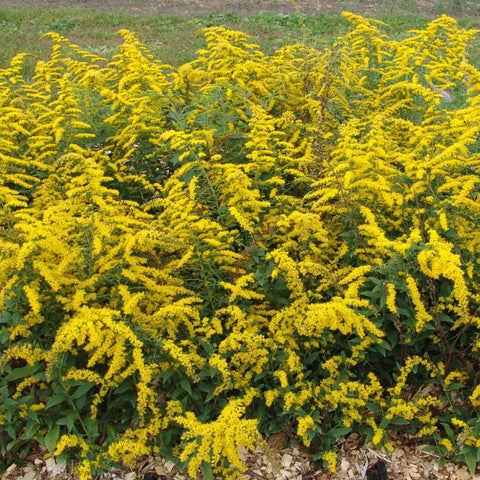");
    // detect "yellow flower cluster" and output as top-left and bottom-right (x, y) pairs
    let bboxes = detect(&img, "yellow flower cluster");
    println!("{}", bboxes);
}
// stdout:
(405, 275), (433, 333)
(175, 396), (260, 479)
(297, 415), (316, 446)
(321, 451), (338, 473)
